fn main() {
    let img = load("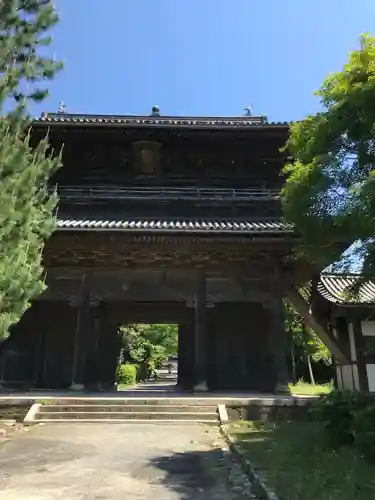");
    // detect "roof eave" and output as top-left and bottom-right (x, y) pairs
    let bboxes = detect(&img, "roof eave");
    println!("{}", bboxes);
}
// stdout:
(317, 273), (375, 307)
(31, 113), (290, 131)
(55, 226), (295, 236)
